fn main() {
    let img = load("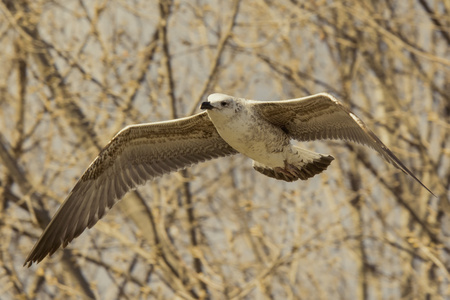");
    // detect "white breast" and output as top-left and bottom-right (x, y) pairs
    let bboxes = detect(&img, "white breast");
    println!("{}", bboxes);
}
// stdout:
(208, 110), (289, 168)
